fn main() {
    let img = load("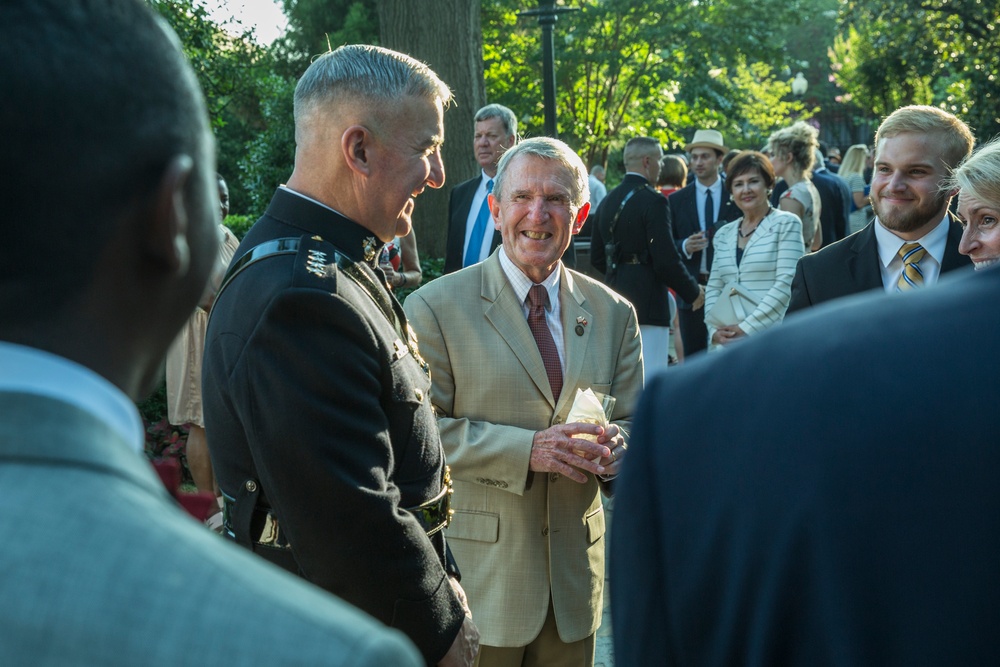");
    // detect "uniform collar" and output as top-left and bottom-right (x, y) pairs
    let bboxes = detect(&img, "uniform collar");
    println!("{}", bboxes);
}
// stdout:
(275, 186), (385, 265)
